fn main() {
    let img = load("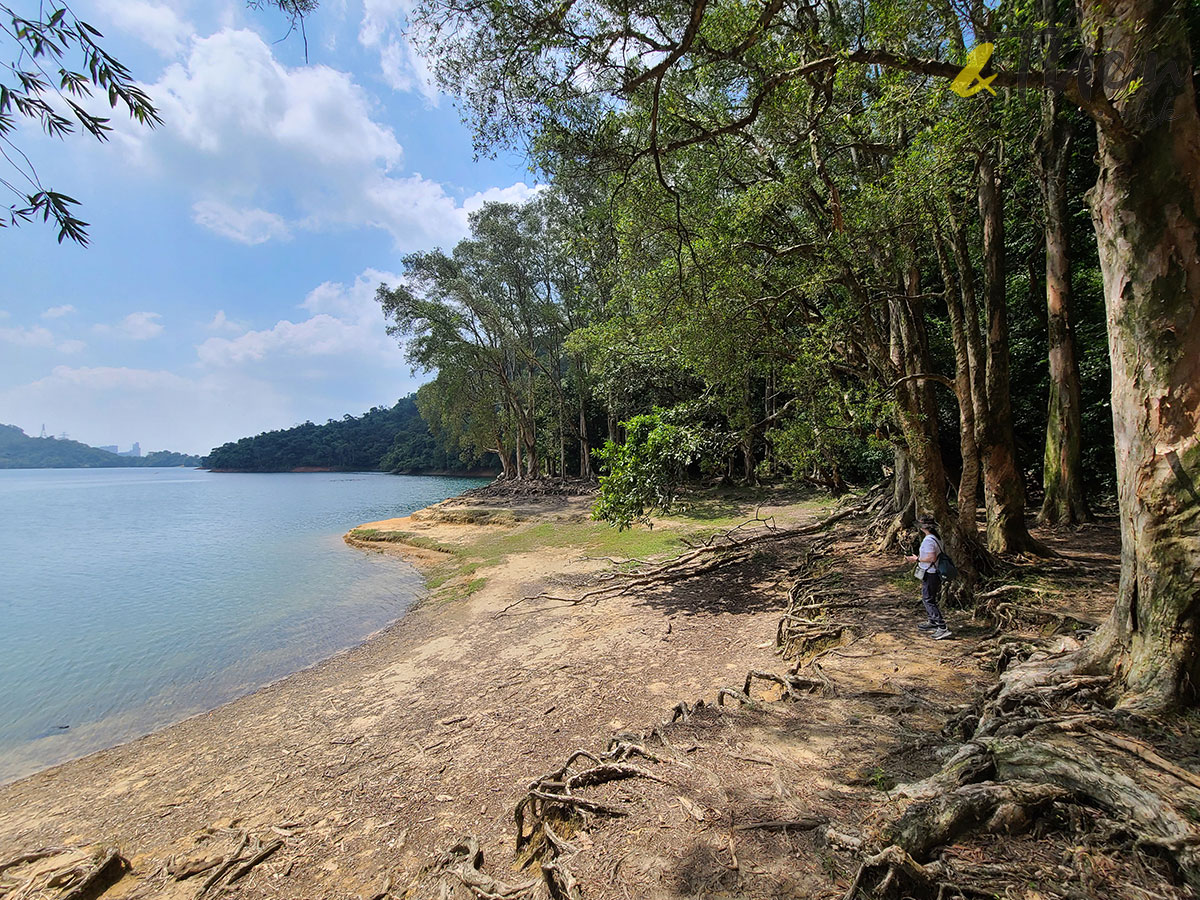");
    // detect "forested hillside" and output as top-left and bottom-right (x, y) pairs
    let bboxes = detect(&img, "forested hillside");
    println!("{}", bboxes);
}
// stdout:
(0, 424), (200, 468)
(201, 396), (496, 474)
